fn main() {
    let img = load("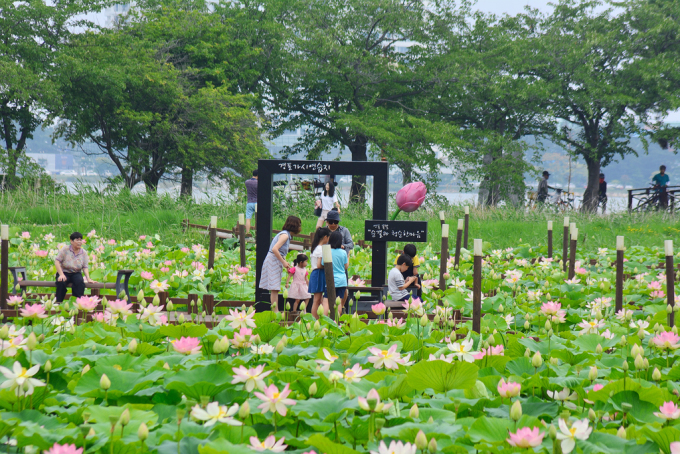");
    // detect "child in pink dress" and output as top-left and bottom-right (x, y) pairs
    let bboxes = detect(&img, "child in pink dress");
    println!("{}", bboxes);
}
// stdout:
(285, 254), (311, 311)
